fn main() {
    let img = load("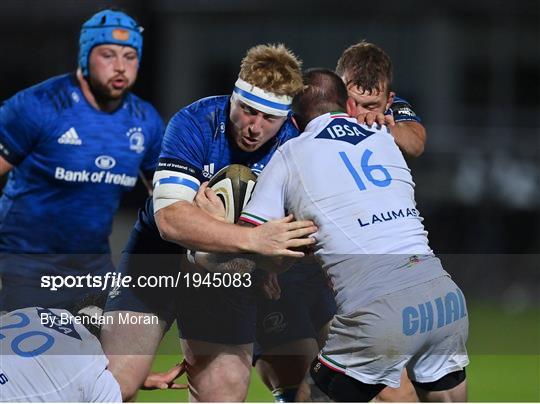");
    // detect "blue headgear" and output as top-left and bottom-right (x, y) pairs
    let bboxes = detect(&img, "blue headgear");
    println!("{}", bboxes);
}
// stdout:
(78, 10), (143, 76)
